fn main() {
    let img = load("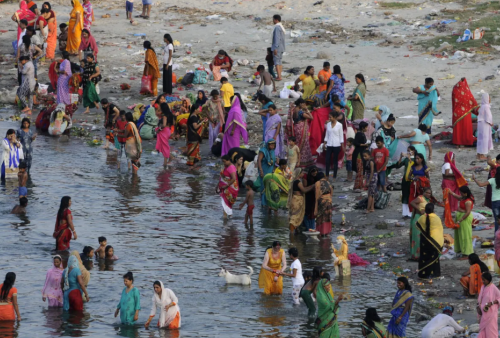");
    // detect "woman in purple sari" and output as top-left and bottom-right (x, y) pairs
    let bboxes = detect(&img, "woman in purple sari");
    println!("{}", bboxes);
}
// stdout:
(264, 104), (285, 159)
(57, 51), (72, 106)
(221, 96), (248, 156)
